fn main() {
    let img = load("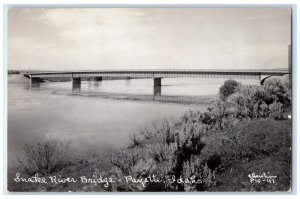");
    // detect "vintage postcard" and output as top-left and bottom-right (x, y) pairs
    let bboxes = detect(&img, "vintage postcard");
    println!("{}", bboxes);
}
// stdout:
(6, 6), (292, 192)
